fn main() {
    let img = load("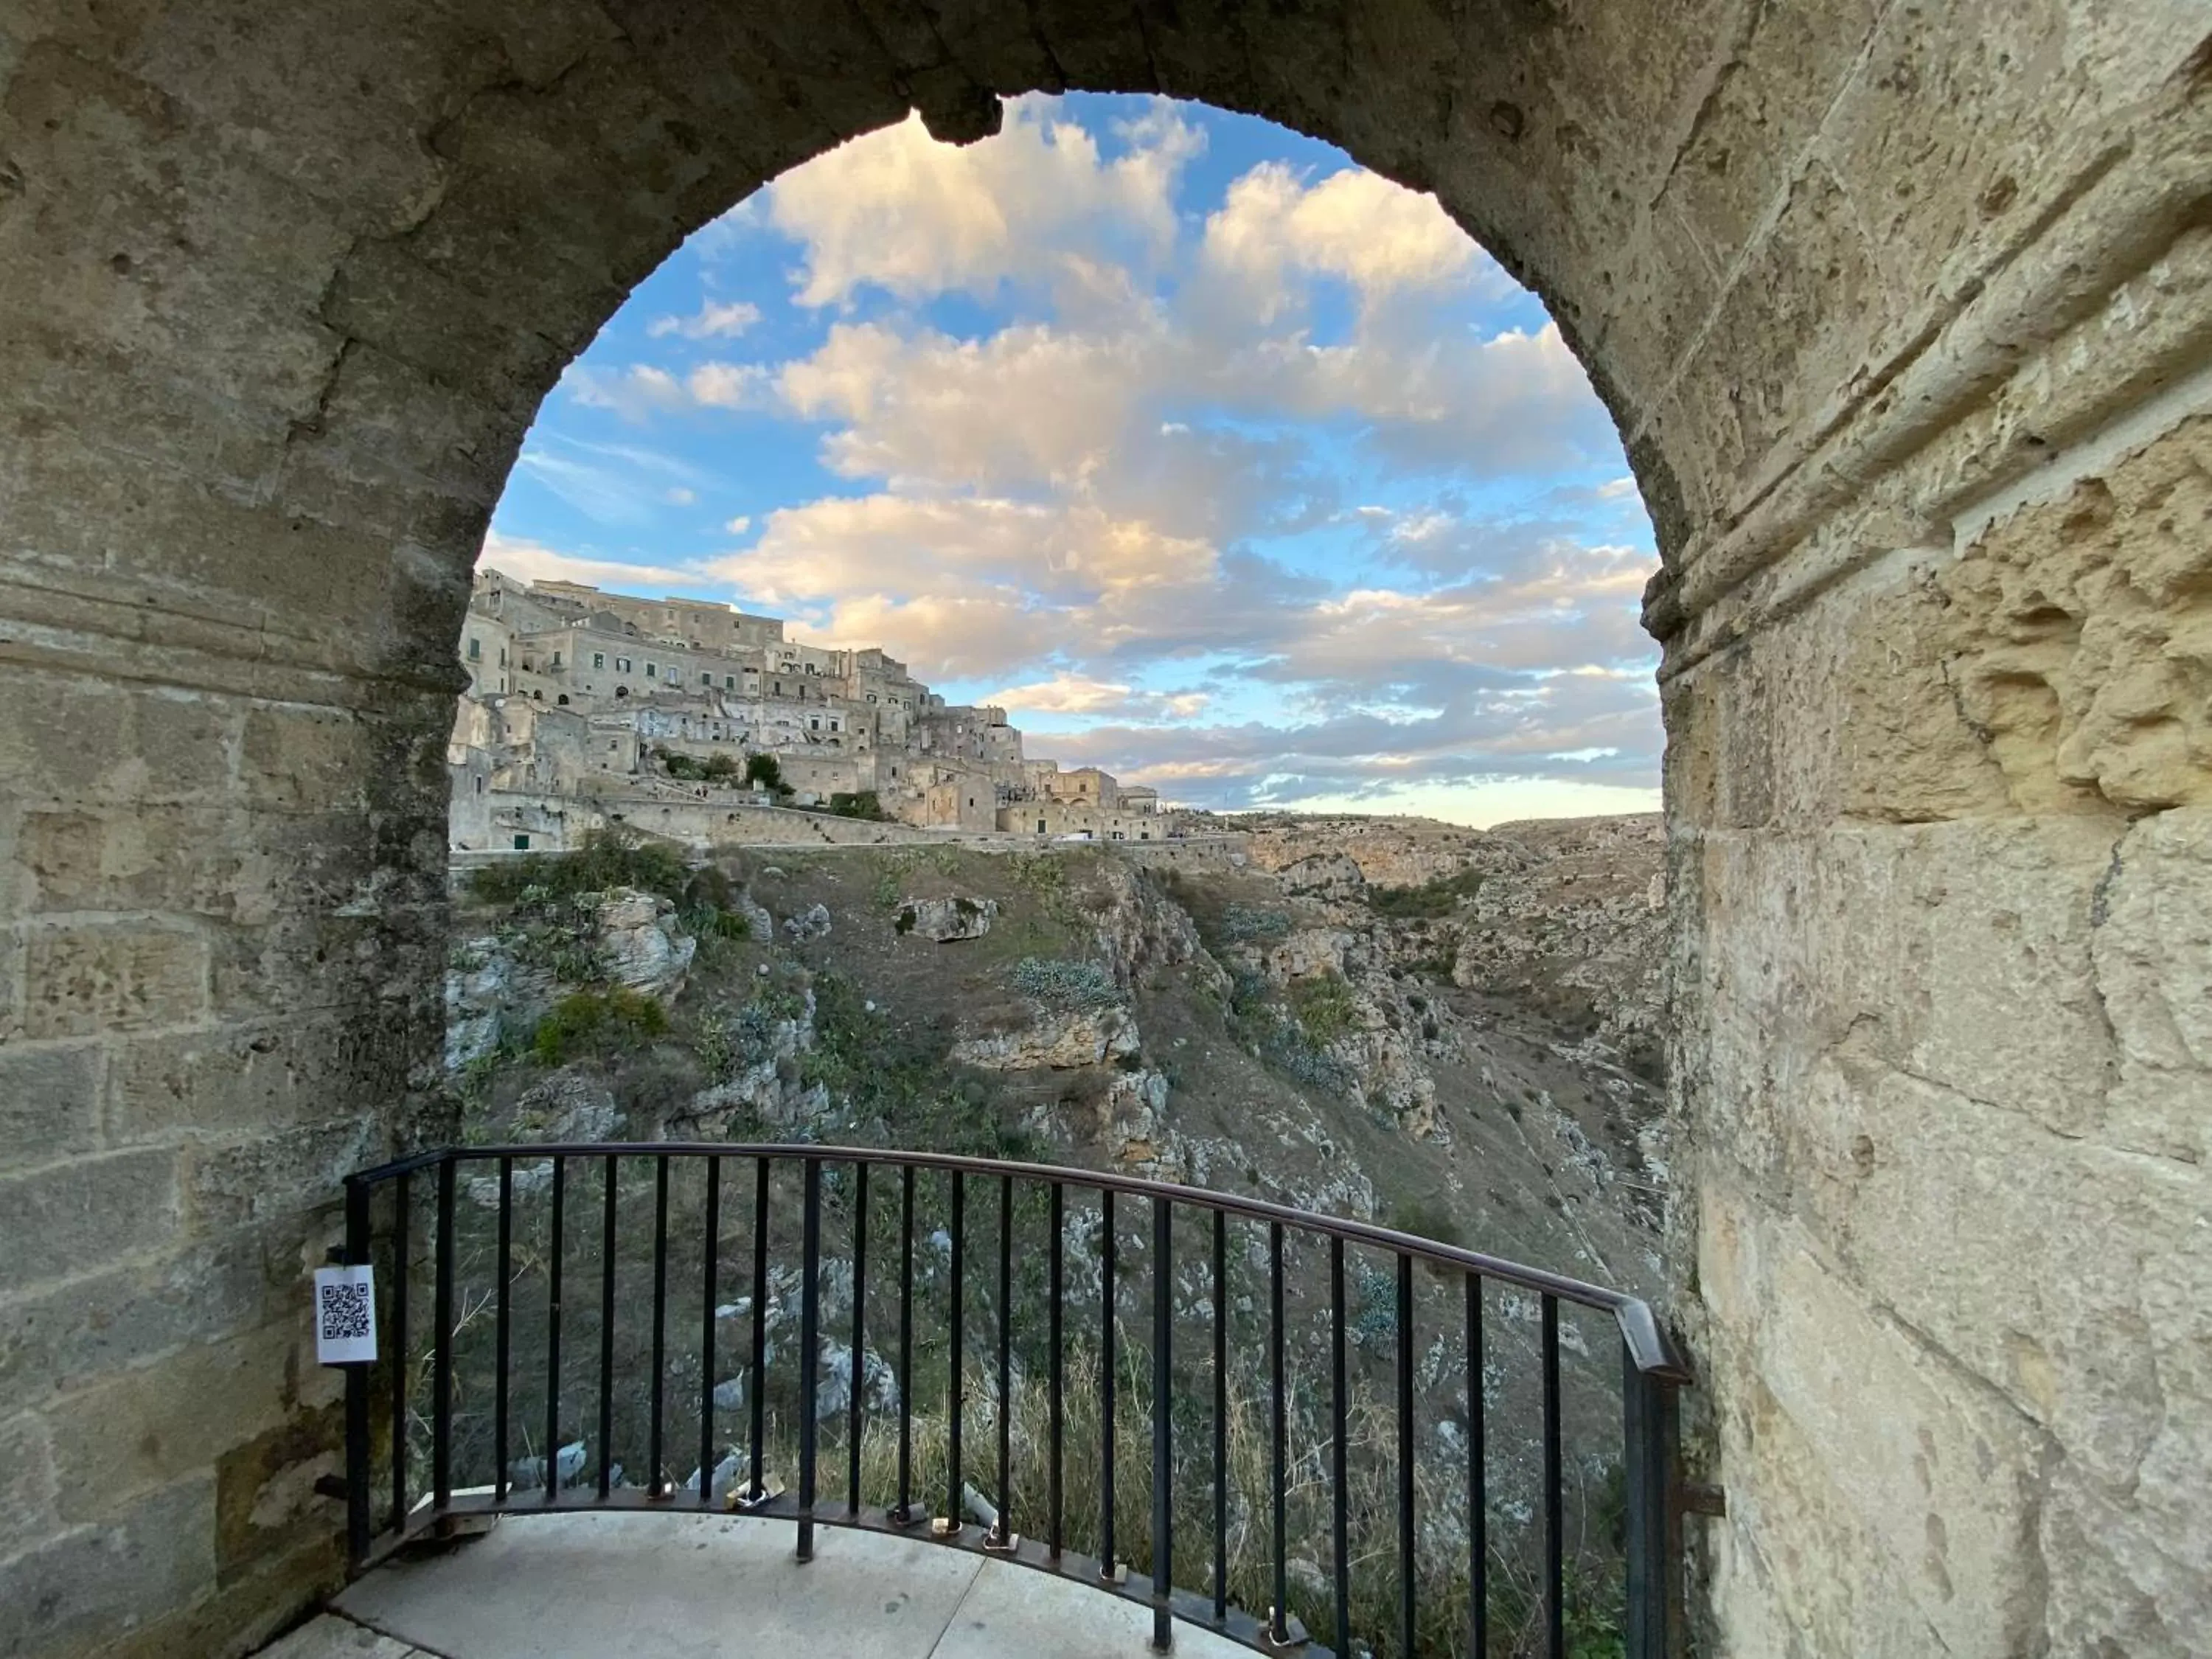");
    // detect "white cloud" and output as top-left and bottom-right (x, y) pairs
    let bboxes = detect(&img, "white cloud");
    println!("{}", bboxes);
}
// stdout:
(566, 361), (766, 420)
(647, 299), (762, 339)
(985, 672), (1211, 722)
(760, 100), (1201, 310)
(566, 364), (693, 421)
(666, 487), (697, 505)
(777, 321), (1156, 490)
(476, 532), (701, 593)
(724, 515), (752, 535)
(511, 436), (708, 527)
(1200, 162), (1503, 320)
